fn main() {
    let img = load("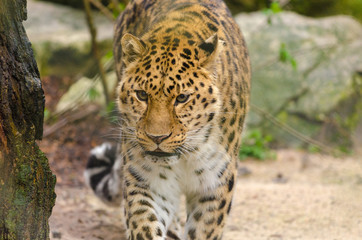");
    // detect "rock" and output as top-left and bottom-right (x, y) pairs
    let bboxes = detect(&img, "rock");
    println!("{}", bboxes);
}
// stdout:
(55, 70), (117, 114)
(52, 231), (62, 239)
(24, 0), (113, 76)
(235, 11), (362, 151)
